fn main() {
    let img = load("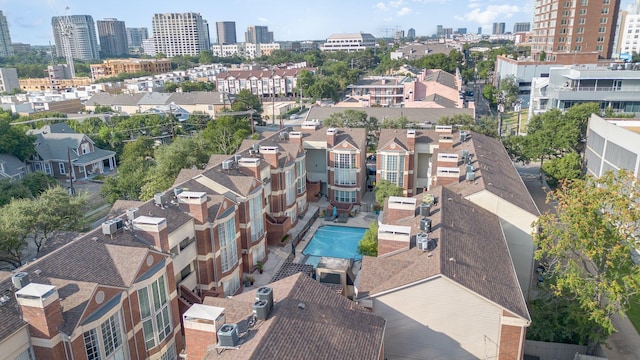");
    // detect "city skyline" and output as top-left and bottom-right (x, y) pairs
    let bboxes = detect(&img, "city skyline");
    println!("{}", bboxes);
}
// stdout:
(4, 0), (634, 46)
